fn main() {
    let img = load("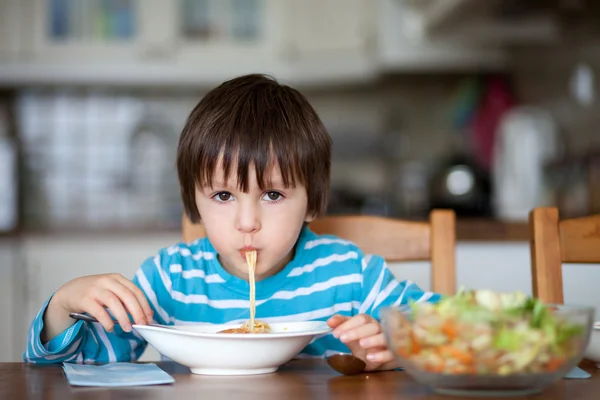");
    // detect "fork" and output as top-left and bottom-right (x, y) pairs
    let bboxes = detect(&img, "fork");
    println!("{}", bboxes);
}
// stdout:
(69, 312), (171, 329)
